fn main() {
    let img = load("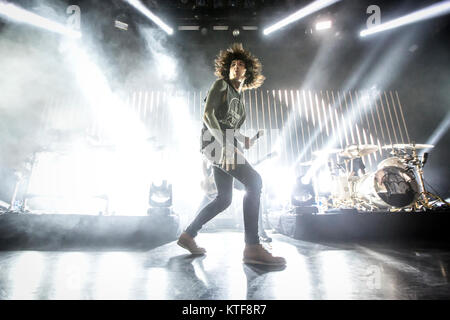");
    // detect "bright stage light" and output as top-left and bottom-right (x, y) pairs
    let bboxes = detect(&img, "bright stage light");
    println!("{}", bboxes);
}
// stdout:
(115, 20), (129, 31)
(315, 20), (332, 31)
(263, 0), (340, 35)
(360, 1), (450, 37)
(126, 0), (173, 35)
(0, 1), (81, 38)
